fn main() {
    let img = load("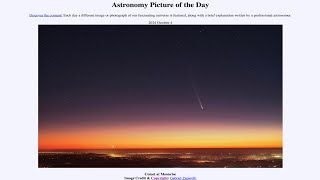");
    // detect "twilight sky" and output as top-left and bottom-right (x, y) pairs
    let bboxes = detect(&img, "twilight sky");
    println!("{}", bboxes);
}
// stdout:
(39, 25), (282, 149)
